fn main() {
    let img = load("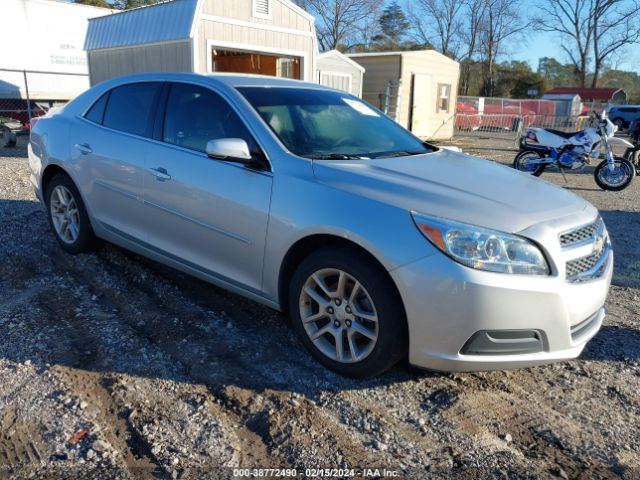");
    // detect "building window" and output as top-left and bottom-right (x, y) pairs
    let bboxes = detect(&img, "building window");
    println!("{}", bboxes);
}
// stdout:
(437, 84), (451, 113)
(253, 0), (272, 19)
